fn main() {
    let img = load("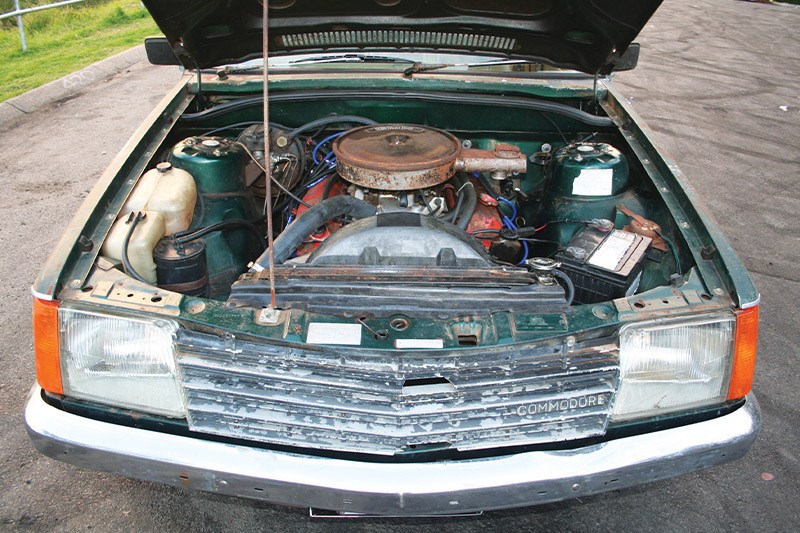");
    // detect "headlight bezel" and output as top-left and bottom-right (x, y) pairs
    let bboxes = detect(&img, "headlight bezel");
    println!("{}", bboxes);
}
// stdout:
(611, 312), (736, 422)
(57, 305), (186, 418)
